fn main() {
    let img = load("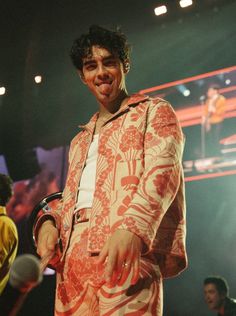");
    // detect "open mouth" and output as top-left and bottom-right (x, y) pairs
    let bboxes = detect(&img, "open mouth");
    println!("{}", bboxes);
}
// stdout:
(96, 82), (113, 95)
(207, 301), (214, 306)
(97, 81), (112, 86)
